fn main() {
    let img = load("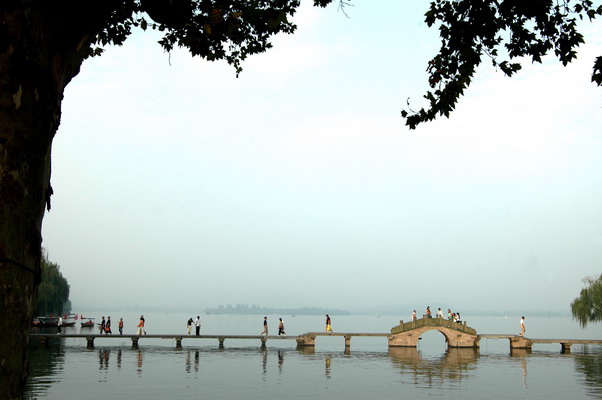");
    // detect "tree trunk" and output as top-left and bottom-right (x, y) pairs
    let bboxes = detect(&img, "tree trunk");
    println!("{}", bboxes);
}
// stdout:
(0, 2), (114, 397)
